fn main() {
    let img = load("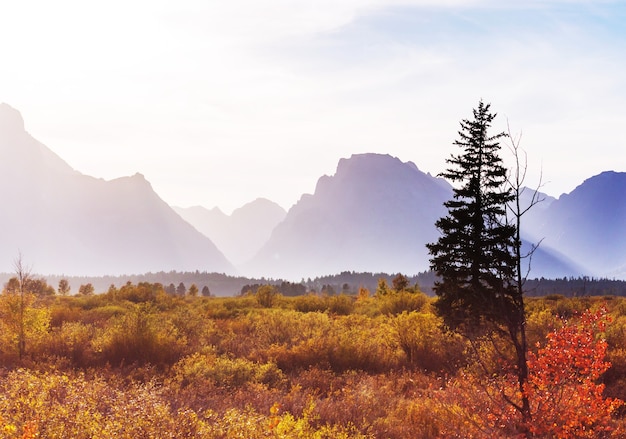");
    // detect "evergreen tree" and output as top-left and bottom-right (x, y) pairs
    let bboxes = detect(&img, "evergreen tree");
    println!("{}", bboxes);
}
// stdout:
(427, 101), (532, 426)
(188, 284), (199, 297)
(392, 273), (410, 292)
(427, 101), (516, 331)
